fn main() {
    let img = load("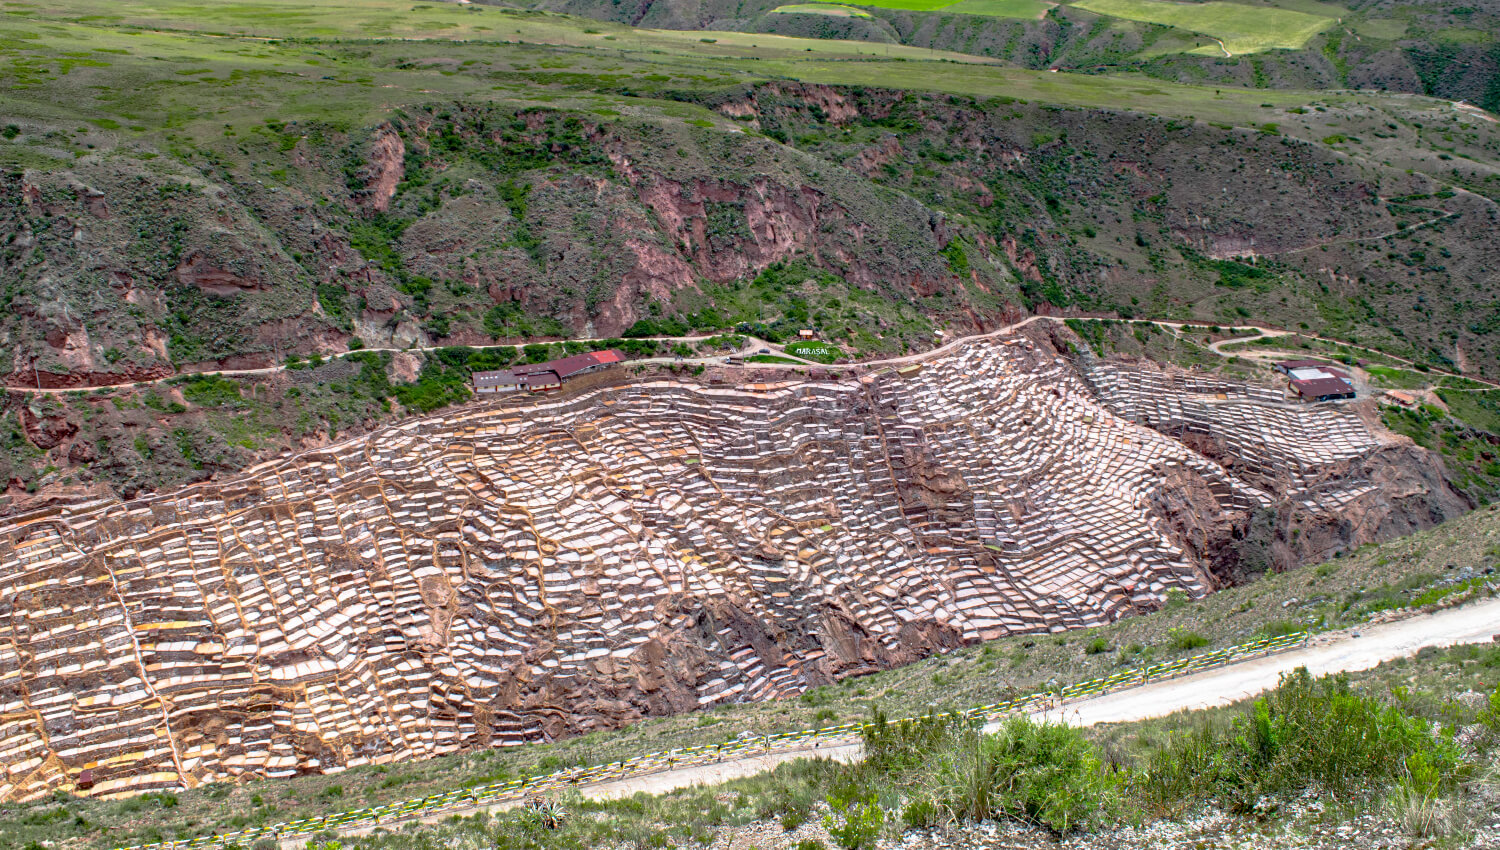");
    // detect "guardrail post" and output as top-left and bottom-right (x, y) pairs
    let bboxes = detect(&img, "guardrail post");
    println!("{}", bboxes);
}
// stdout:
(107, 630), (1314, 850)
